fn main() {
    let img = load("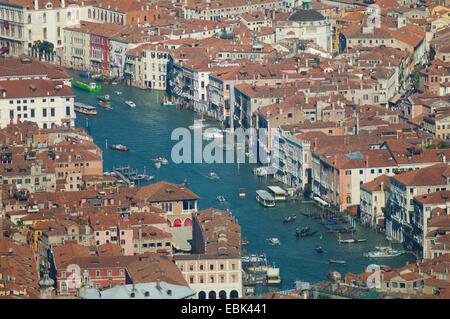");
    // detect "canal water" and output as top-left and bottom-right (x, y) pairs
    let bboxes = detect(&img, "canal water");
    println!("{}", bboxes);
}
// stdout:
(72, 74), (415, 291)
